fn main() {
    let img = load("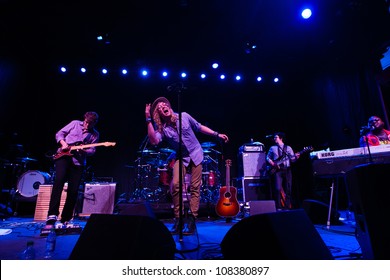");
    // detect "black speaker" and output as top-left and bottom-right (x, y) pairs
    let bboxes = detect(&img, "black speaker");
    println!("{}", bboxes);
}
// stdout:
(236, 177), (271, 202)
(238, 152), (267, 177)
(302, 199), (341, 225)
(345, 163), (390, 259)
(248, 200), (276, 215)
(116, 201), (156, 219)
(221, 209), (333, 260)
(69, 214), (176, 260)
